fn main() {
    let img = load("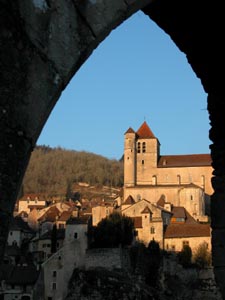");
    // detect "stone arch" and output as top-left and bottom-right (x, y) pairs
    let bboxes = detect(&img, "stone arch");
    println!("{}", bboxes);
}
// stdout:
(1, 0), (225, 297)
